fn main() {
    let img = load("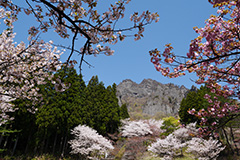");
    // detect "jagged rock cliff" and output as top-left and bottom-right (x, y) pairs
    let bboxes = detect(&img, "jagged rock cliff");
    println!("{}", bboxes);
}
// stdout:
(116, 79), (189, 116)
